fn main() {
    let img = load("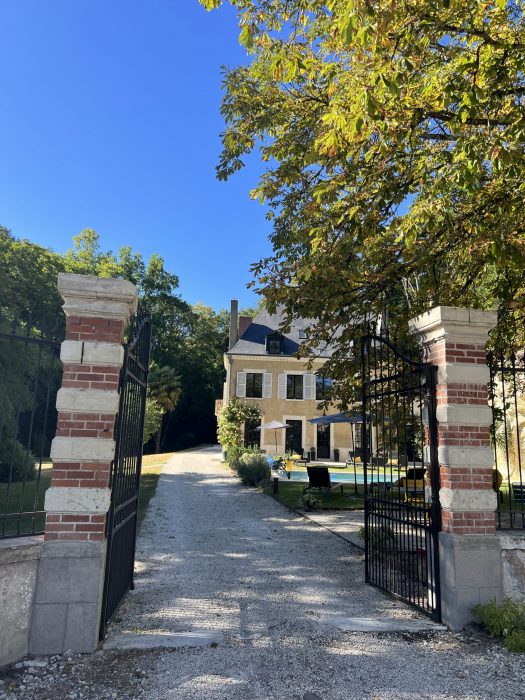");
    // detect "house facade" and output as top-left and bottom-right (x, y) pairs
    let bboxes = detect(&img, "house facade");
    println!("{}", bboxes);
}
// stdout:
(222, 300), (355, 460)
